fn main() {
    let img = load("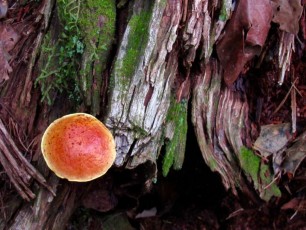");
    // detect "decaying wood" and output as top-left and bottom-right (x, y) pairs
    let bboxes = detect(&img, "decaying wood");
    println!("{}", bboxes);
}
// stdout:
(291, 71), (297, 134)
(192, 60), (258, 200)
(106, 0), (181, 168)
(277, 31), (295, 85)
(0, 0), (79, 228)
(8, 178), (81, 230)
(0, 0), (305, 228)
(0, 119), (55, 201)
